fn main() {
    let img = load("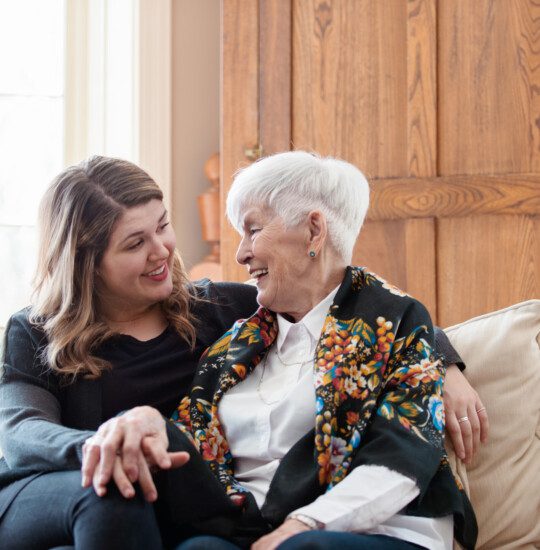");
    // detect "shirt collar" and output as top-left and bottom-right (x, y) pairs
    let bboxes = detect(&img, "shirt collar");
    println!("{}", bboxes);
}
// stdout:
(276, 285), (340, 352)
